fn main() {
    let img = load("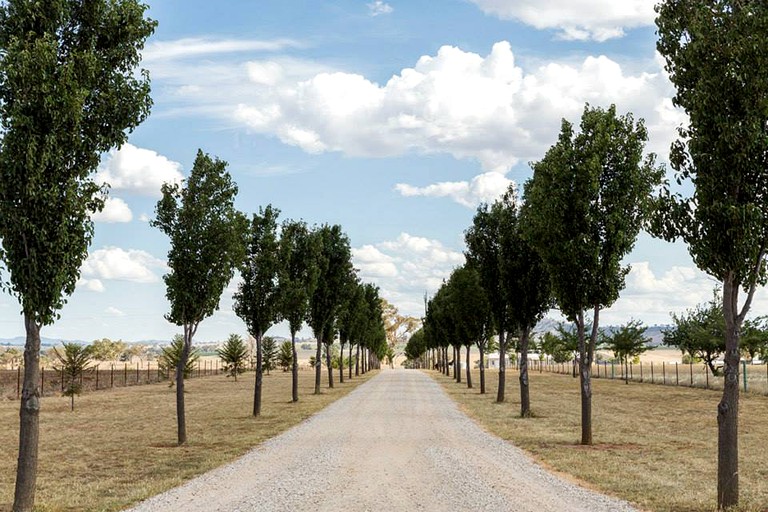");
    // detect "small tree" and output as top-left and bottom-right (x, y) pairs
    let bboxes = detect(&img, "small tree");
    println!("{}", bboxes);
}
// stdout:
(152, 150), (246, 444)
(52, 343), (93, 411)
(261, 336), (278, 375)
(217, 334), (248, 381)
(277, 341), (293, 372)
(663, 293), (725, 376)
(600, 320), (650, 384)
(158, 335), (200, 386)
(90, 339), (127, 361)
